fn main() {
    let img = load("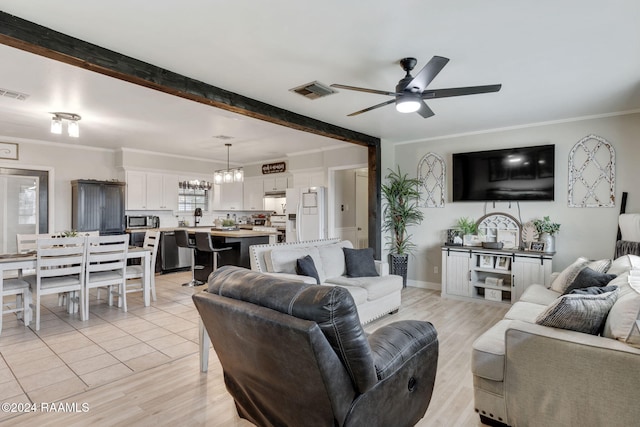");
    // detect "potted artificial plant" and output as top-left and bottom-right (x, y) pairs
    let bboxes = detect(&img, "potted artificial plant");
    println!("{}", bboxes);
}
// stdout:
(382, 166), (425, 287)
(454, 217), (479, 246)
(532, 216), (560, 252)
